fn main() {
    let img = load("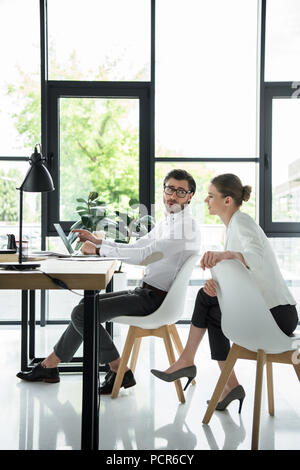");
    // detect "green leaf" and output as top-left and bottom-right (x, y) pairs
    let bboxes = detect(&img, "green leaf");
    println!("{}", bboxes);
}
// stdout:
(88, 191), (99, 201)
(129, 198), (139, 206)
(76, 198), (88, 204)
